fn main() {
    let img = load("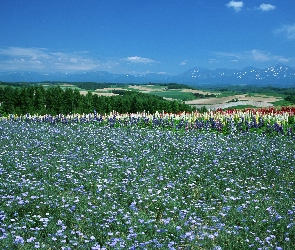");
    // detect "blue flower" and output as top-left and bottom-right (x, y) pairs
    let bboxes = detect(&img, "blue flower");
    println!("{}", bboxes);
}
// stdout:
(14, 236), (25, 245)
